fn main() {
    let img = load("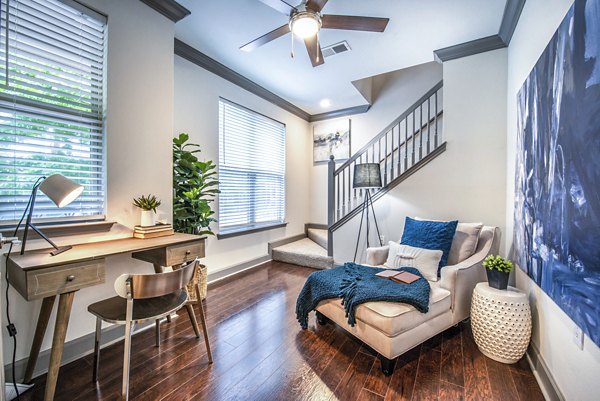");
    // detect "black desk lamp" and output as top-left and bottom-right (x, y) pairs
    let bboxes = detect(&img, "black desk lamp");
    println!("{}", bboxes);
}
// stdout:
(21, 174), (84, 255)
(353, 163), (383, 262)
